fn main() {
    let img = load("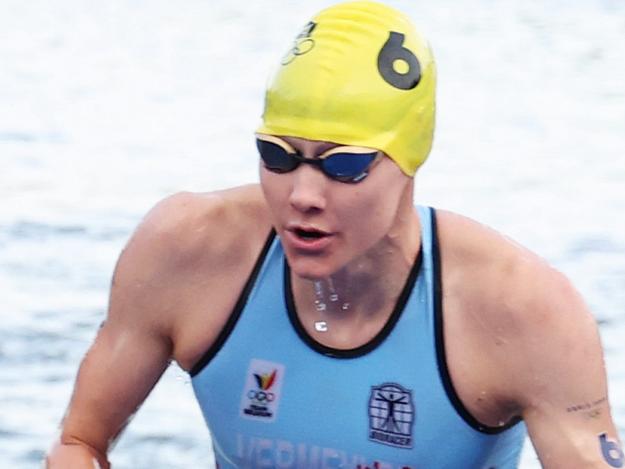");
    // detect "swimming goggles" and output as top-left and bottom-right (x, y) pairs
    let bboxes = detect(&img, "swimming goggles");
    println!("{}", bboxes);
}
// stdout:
(256, 134), (380, 183)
